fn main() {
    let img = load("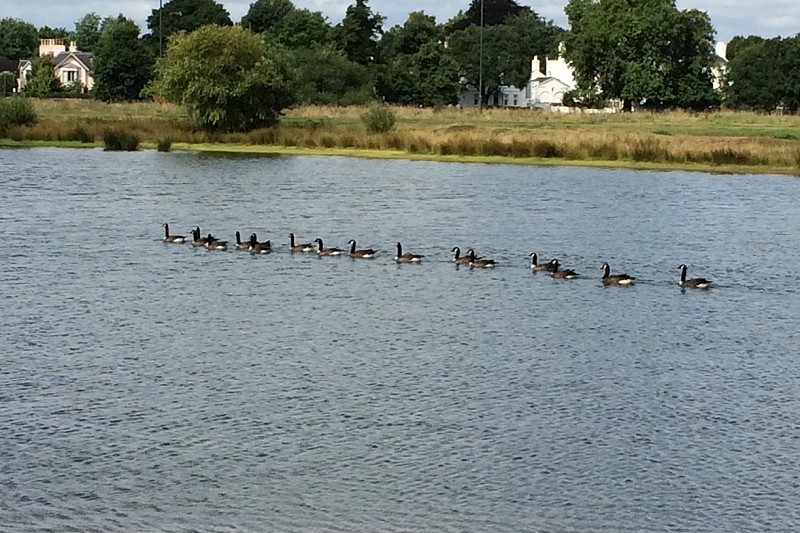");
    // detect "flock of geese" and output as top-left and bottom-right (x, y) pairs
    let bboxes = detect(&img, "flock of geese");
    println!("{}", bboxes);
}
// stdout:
(162, 223), (713, 289)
